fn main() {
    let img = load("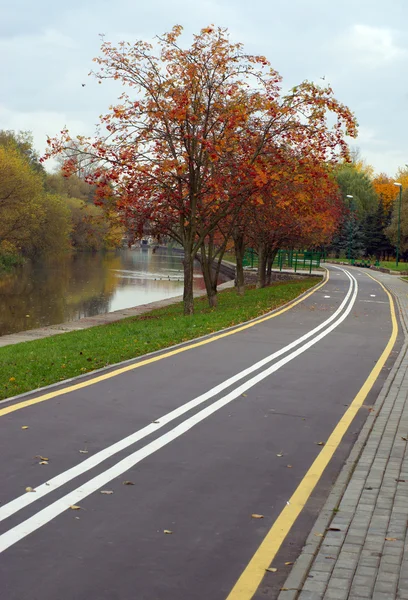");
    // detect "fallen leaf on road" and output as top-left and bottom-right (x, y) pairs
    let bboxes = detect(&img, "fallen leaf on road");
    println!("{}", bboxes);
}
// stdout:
(123, 480), (134, 485)
(328, 527), (341, 532)
(287, 465), (292, 468)
(266, 567), (277, 572)
(35, 455), (49, 461)
(385, 537), (397, 541)
(21, 426), (29, 430)
(25, 487), (35, 493)
(276, 452), (283, 457)
(280, 587), (289, 591)
(285, 562), (294, 566)
(402, 437), (408, 442)
(325, 556), (336, 560)
(39, 461), (48, 465)
(100, 490), (114, 495)
(396, 479), (406, 483)
(314, 533), (323, 537)
(316, 442), (325, 446)
(251, 514), (264, 519)
(79, 450), (88, 454)
(70, 505), (81, 510)
(152, 420), (160, 424)
(242, 394), (247, 397)
(163, 530), (172, 534)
